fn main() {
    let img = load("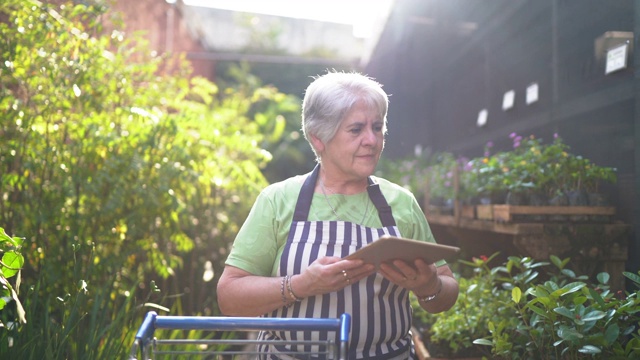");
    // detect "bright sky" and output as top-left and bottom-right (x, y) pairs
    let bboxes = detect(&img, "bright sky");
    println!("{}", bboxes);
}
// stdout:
(182, 0), (394, 38)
